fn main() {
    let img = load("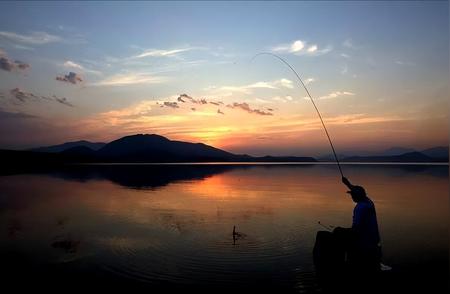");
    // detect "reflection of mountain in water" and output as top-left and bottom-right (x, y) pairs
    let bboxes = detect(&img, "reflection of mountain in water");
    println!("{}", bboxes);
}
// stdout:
(49, 165), (247, 189)
(23, 163), (449, 190)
